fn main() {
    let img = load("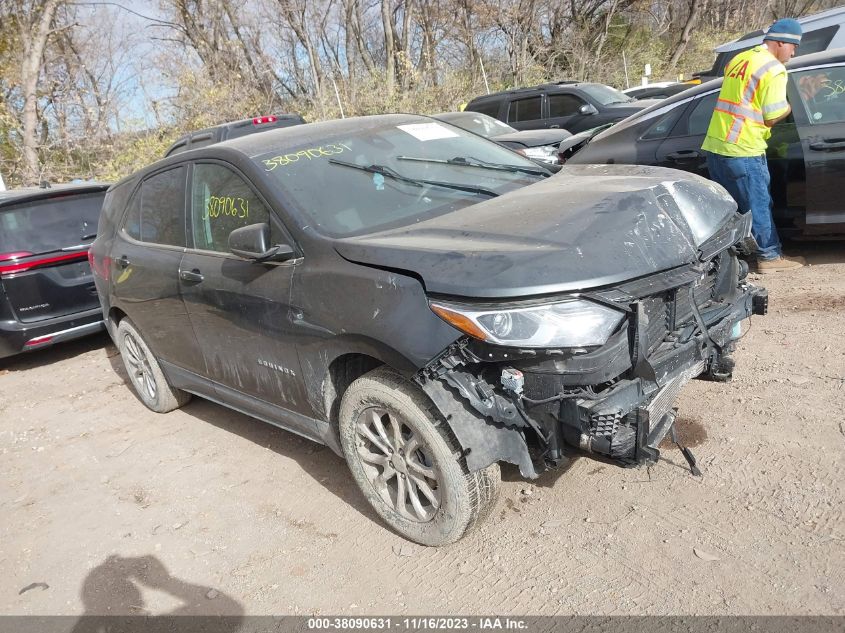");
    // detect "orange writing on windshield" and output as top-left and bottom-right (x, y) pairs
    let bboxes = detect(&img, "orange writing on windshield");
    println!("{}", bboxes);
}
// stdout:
(262, 143), (352, 170)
